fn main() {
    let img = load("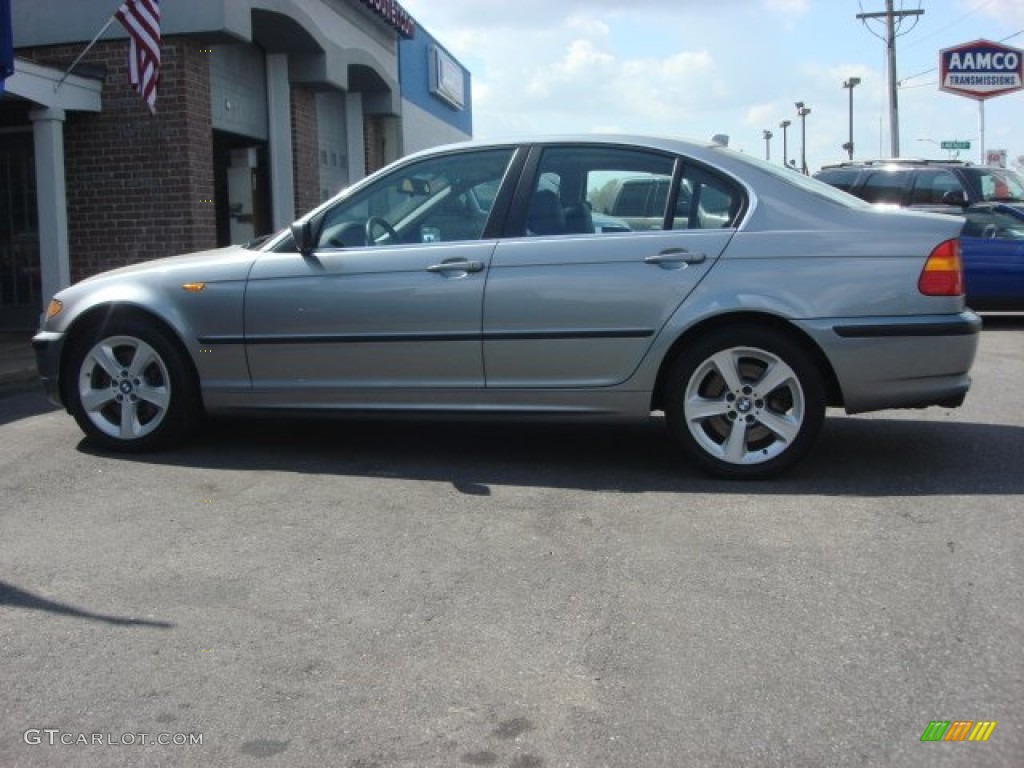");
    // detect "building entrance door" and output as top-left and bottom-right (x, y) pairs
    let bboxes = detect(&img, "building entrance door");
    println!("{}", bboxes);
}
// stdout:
(0, 132), (40, 329)
(213, 131), (270, 247)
